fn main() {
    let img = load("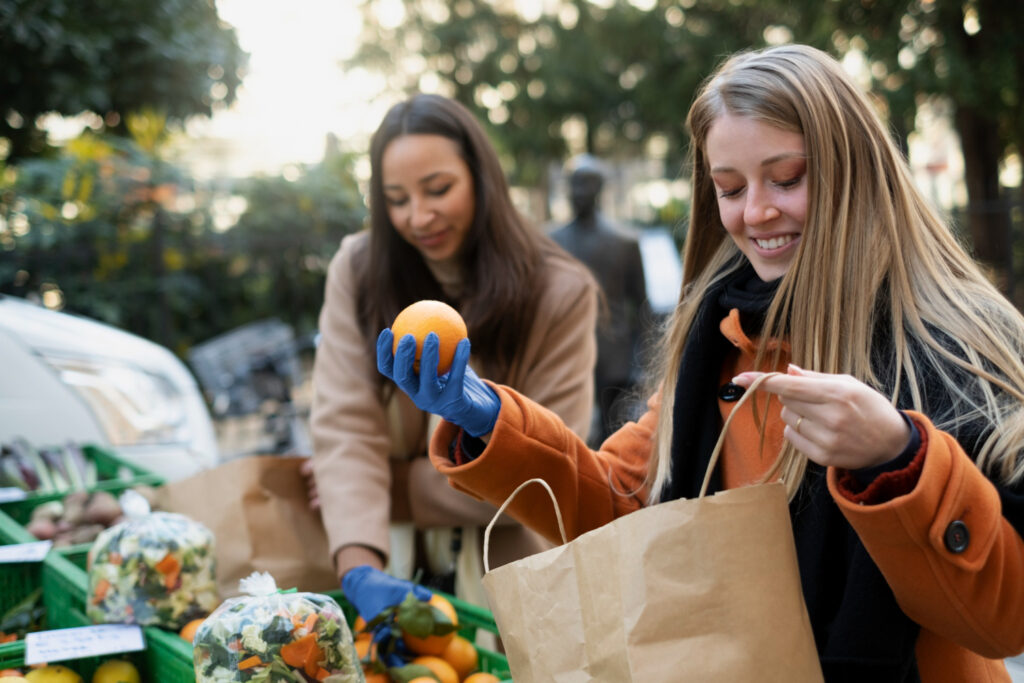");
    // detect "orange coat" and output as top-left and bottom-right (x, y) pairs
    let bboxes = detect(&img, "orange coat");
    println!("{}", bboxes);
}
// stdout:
(429, 311), (1024, 681)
